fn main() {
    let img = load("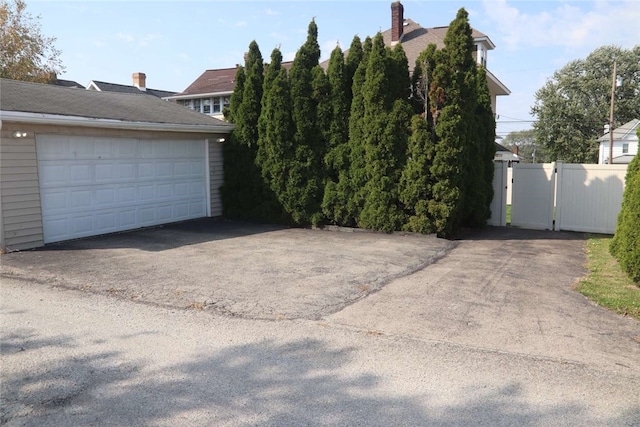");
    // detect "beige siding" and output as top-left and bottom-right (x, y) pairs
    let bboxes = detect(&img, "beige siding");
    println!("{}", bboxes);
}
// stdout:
(1, 121), (230, 249)
(209, 140), (224, 217)
(0, 126), (44, 250)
